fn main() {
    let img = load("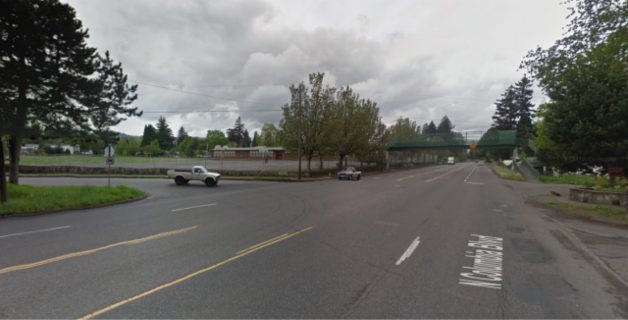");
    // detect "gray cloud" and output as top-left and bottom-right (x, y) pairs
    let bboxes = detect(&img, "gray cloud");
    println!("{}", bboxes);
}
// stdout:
(66, 0), (567, 136)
